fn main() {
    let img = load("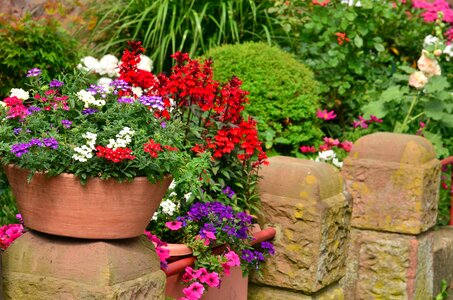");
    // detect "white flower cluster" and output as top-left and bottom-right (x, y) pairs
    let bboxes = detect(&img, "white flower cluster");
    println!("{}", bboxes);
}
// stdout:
(76, 90), (106, 108)
(315, 150), (343, 168)
(151, 180), (180, 221)
(77, 54), (153, 78)
(107, 127), (135, 149)
(72, 132), (97, 162)
(10, 88), (29, 100)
